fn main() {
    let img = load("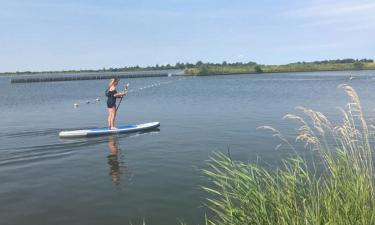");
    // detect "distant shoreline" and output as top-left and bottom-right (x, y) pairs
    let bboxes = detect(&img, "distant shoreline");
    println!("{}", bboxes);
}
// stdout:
(2, 59), (374, 77)
(184, 61), (375, 76)
(185, 67), (375, 77)
(0, 69), (182, 77)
